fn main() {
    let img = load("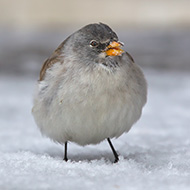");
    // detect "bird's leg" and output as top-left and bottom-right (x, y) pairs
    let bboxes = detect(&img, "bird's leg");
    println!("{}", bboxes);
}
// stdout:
(64, 141), (68, 162)
(107, 138), (119, 163)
